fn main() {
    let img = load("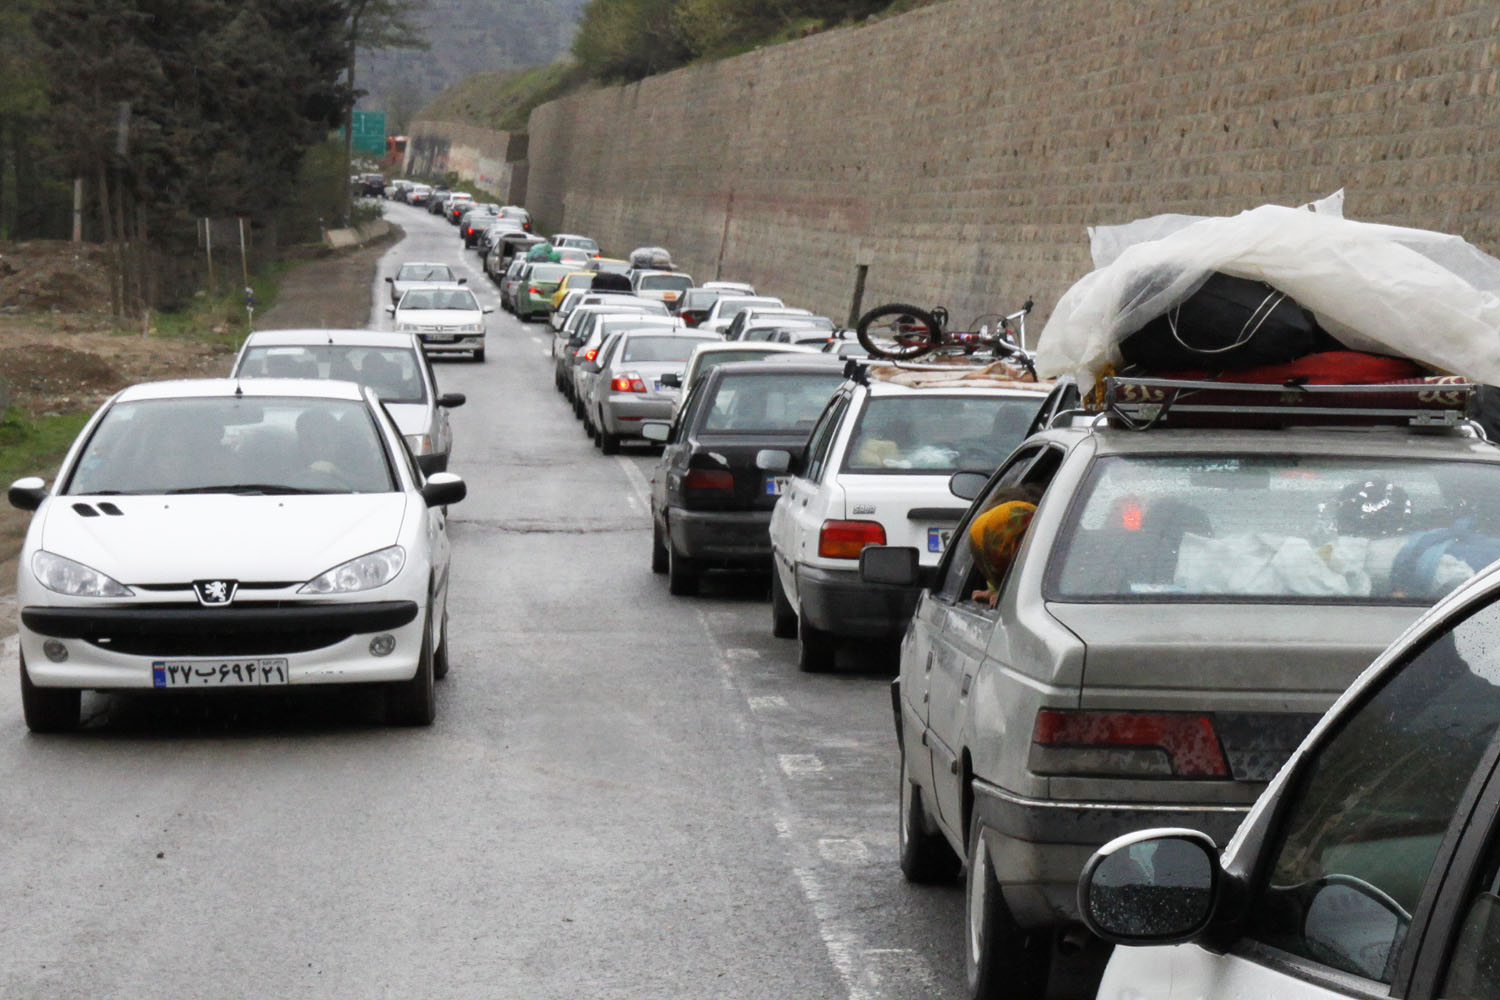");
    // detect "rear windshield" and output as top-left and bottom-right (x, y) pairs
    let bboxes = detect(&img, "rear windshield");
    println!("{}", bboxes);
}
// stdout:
(680, 290), (723, 309)
(702, 373), (845, 434)
(718, 298), (781, 320)
(1049, 455), (1500, 605)
(529, 264), (575, 283)
(622, 337), (708, 363)
(639, 274), (693, 292)
(238, 345), (427, 404)
(693, 349), (784, 375)
(843, 395), (1042, 475)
